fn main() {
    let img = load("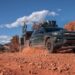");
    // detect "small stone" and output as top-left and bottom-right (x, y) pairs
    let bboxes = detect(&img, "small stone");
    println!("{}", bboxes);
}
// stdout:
(58, 64), (70, 73)
(51, 63), (56, 67)
(50, 63), (57, 71)
(29, 62), (34, 66)
(52, 67), (57, 71)
(6, 63), (10, 66)
(29, 70), (38, 74)
(32, 71), (38, 74)
(29, 70), (31, 74)
(37, 65), (42, 69)
(18, 65), (21, 68)
(24, 61), (28, 63)
(0, 71), (3, 75)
